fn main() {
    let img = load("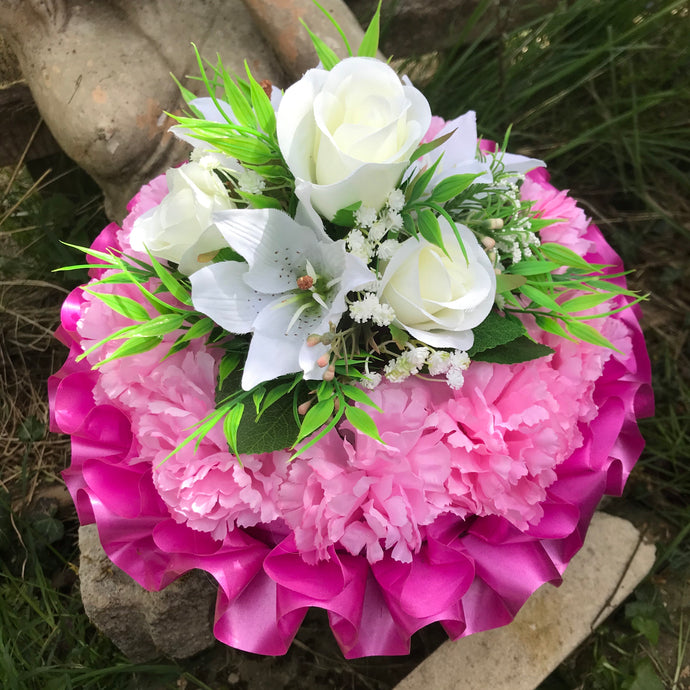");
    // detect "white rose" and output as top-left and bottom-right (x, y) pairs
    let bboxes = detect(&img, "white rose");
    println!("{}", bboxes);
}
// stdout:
(277, 57), (431, 220)
(130, 161), (234, 269)
(378, 219), (496, 350)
